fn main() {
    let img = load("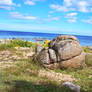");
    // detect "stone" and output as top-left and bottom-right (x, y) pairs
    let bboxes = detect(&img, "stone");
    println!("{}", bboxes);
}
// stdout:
(39, 49), (50, 64)
(62, 82), (80, 92)
(44, 63), (59, 70)
(59, 51), (86, 68)
(37, 35), (86, 69)
(50, 37), (82, 61)
(48, 49), (57, 63)
(35, 44), (44, 54)
(49, 35), (79, 48)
